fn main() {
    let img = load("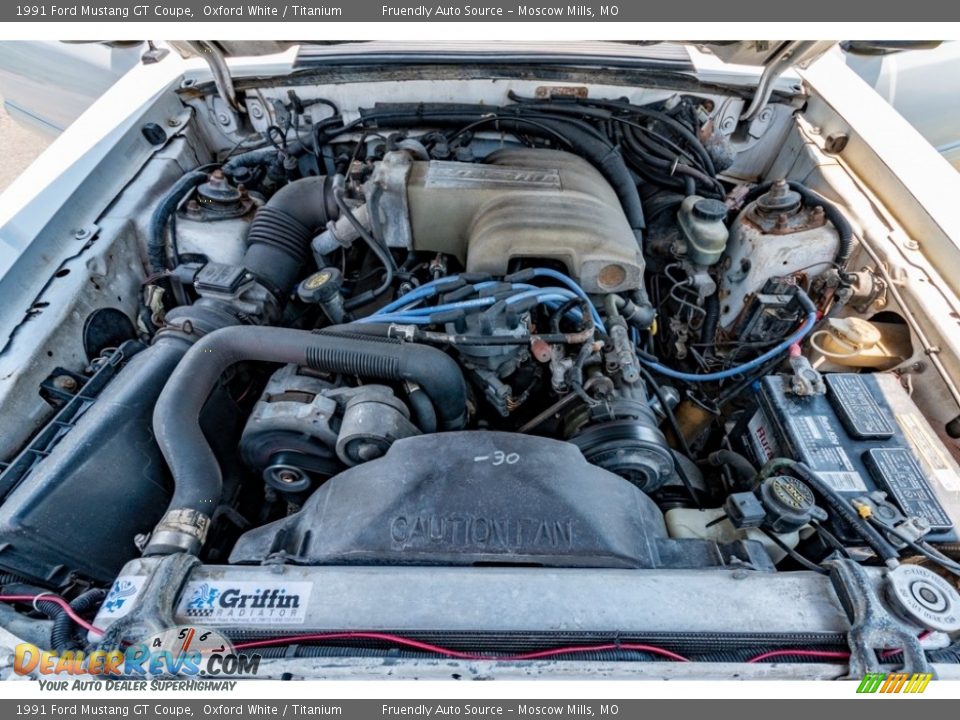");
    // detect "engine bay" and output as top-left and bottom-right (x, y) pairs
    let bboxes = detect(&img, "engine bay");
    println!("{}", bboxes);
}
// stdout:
(1, 63), (960, 675)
